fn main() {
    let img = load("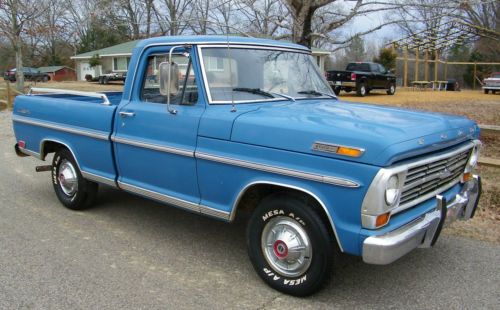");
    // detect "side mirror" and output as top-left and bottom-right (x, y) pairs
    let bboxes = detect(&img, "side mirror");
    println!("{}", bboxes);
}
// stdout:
(159, 61), (179, 96)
